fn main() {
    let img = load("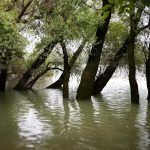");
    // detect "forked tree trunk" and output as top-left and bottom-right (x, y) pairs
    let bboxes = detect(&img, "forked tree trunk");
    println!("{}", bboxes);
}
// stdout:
(146, 43), (150, 101)
(76, 0), (113, 100)
(14, 40), (57, 90)
(46, 40), (86, 89)
(93, 7), (146, 96)
(93, 38), (129, 95)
